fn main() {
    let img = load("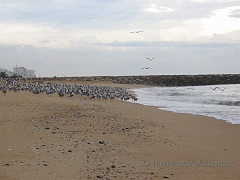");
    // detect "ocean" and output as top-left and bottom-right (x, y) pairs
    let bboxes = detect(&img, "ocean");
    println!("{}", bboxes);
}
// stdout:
(131, 84), (240, 124)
